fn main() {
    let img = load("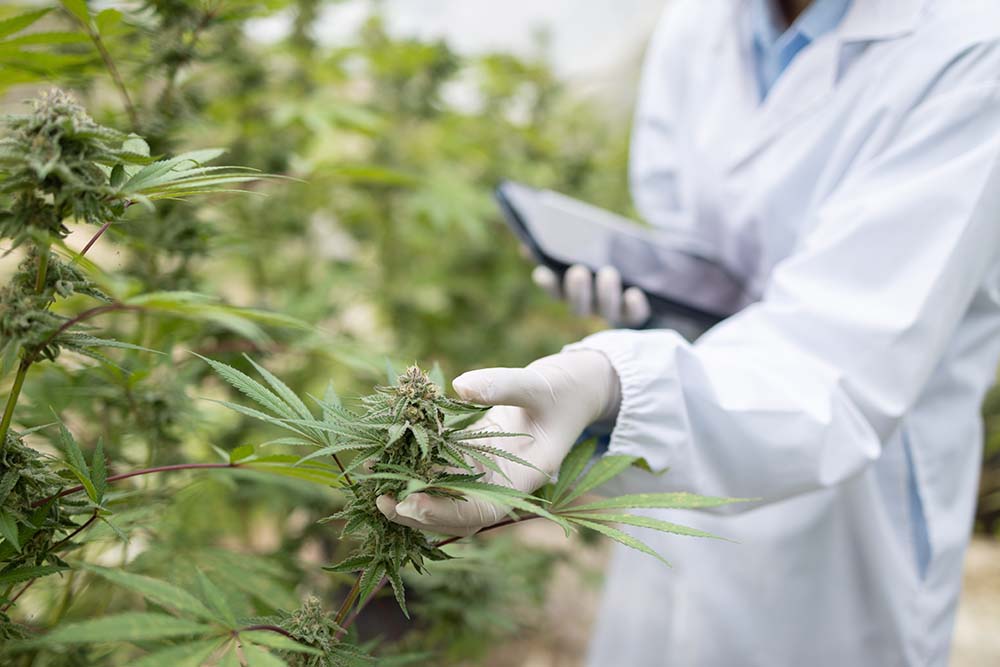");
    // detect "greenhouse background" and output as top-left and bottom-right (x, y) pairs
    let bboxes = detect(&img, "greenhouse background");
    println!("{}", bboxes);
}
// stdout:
(1, 0), (999, 665)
